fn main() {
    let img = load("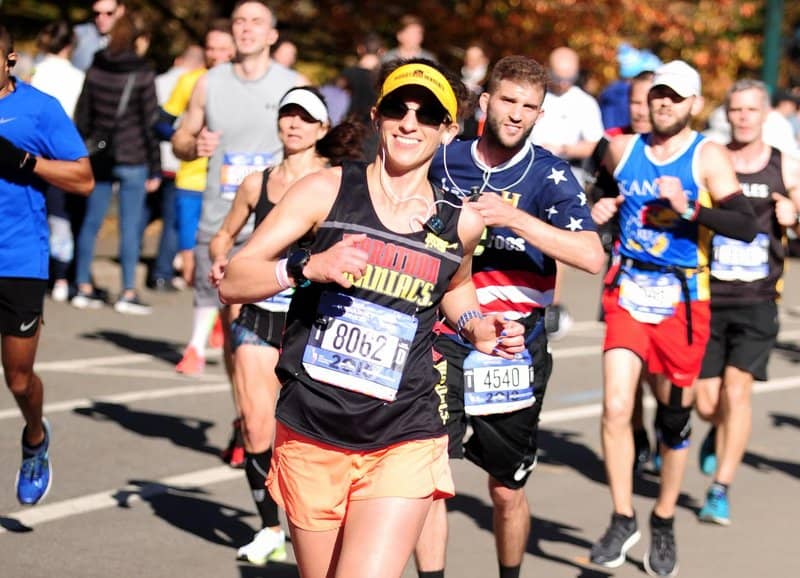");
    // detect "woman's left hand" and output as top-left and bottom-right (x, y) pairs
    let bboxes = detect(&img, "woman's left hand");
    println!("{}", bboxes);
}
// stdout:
(145, 177), (162, 193)
(468, 315), (526, 359)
